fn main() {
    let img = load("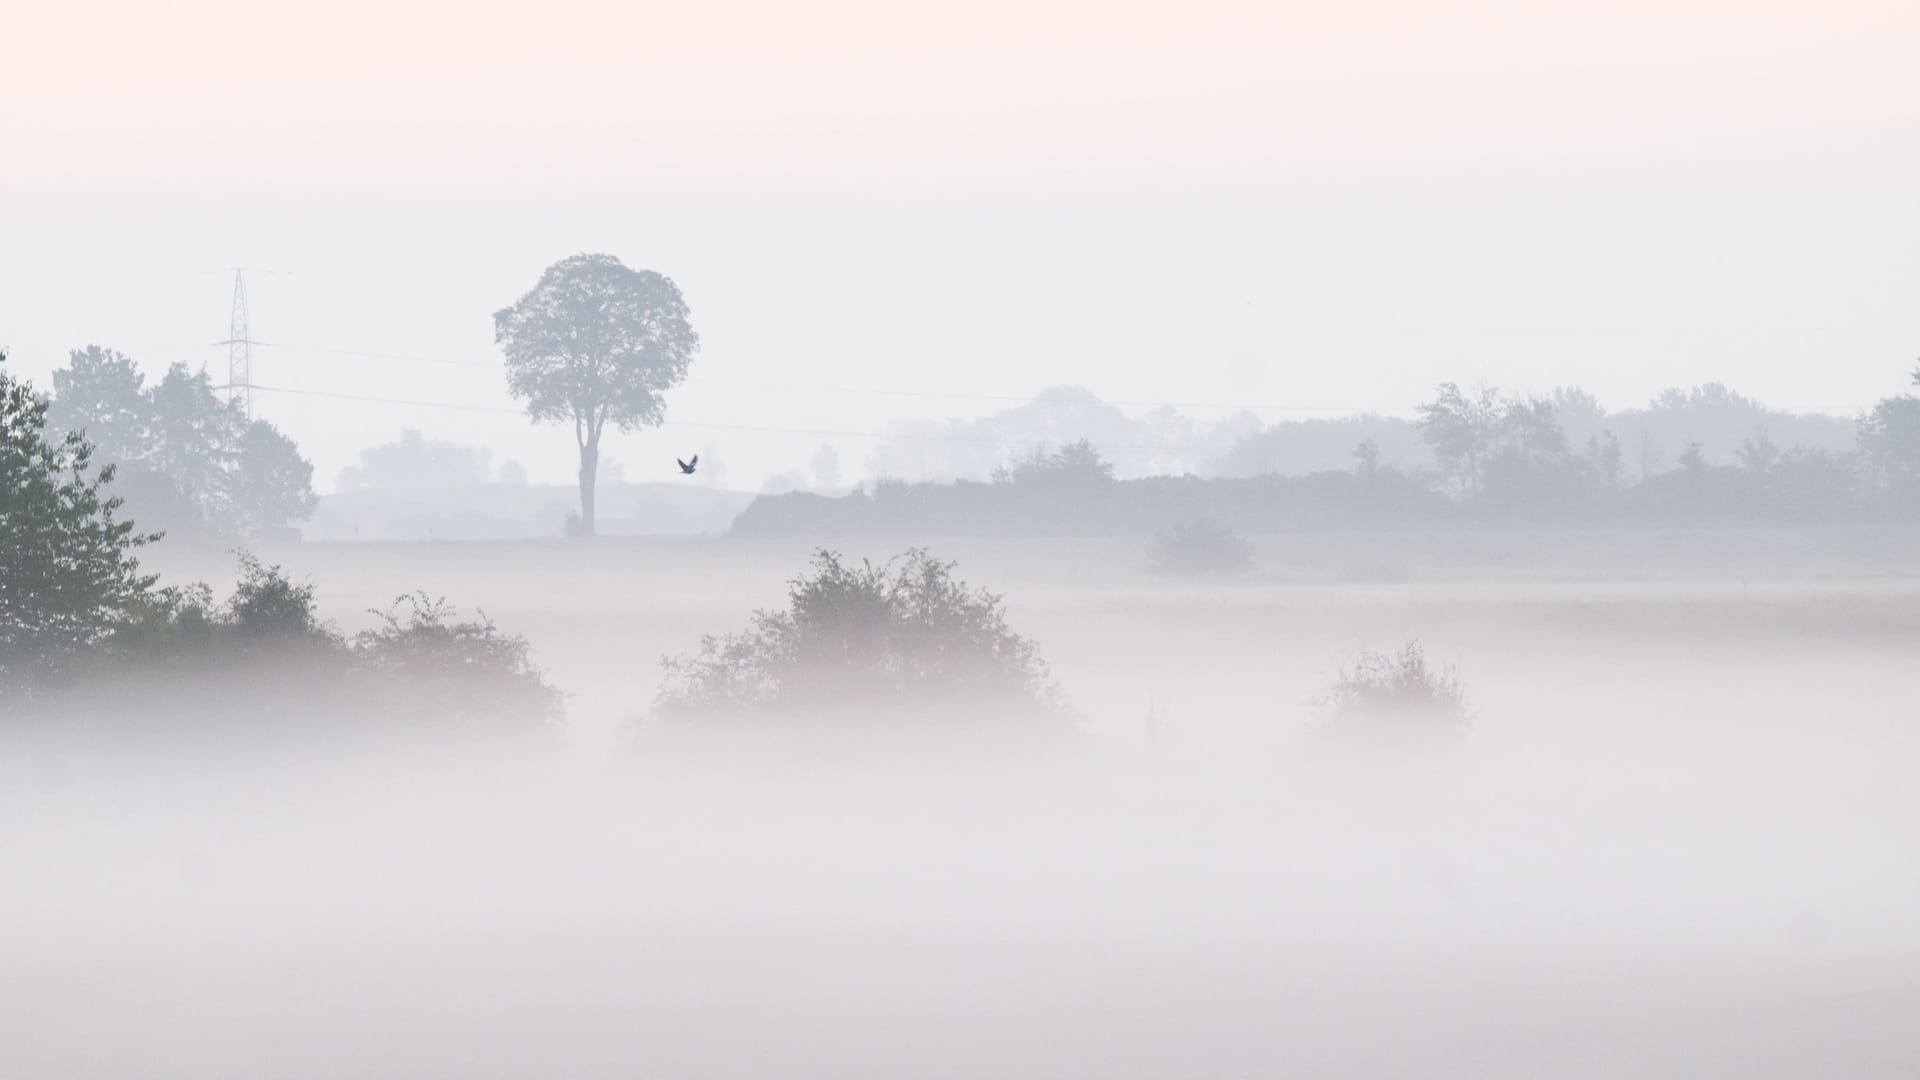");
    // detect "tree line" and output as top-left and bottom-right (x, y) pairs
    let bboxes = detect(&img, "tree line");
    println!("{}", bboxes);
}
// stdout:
(1, 352), (557, 730)
(41, 346), (319, 541)
(735, 366), (1920, 536)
